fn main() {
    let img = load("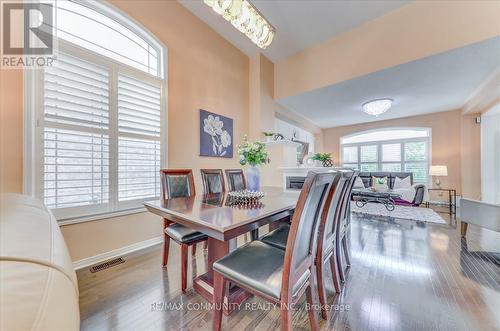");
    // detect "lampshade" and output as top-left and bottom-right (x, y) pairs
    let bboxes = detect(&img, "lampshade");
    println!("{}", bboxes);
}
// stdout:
(429, 165), (448, 176)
